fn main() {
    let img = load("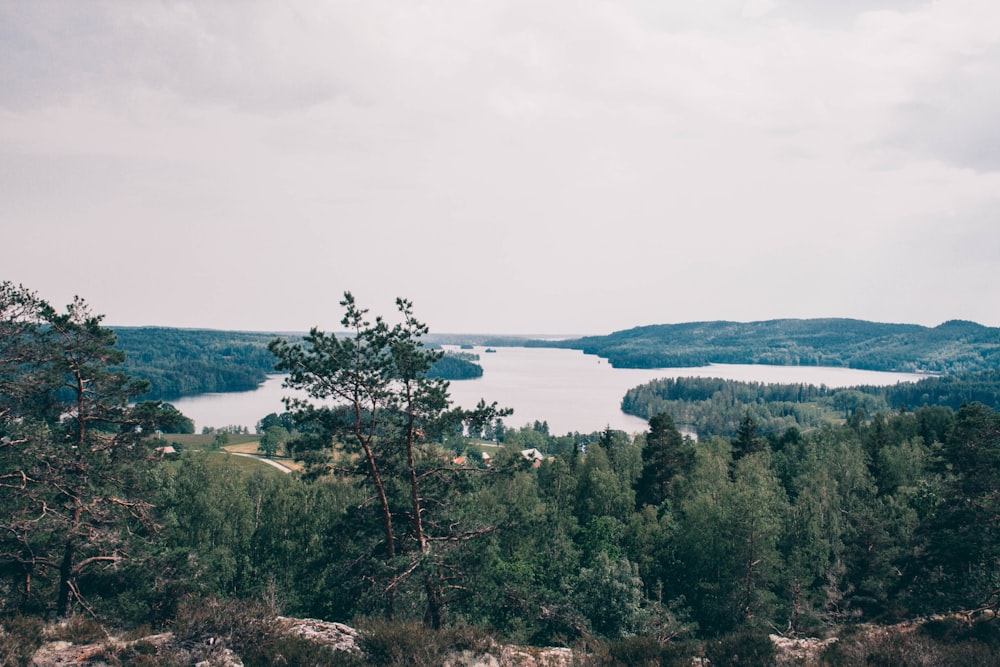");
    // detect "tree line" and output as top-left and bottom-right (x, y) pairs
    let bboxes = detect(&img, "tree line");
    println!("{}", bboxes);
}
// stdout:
(621, 371), (1000, 439)
(2, 282), (998, 664)
(112, 326), (484, 400)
